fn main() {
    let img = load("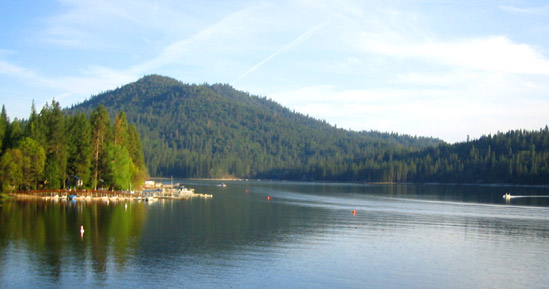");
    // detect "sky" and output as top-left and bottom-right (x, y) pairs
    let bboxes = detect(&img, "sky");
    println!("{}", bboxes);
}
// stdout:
(1, 0), (549, 143)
